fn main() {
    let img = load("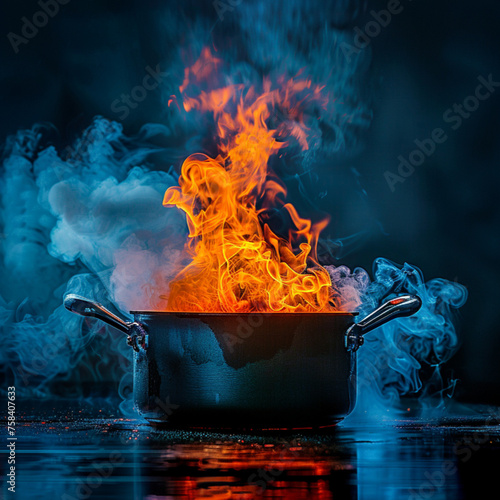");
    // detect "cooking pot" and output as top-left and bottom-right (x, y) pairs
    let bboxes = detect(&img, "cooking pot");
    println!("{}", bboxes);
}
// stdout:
(64, 294), (421, 430)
